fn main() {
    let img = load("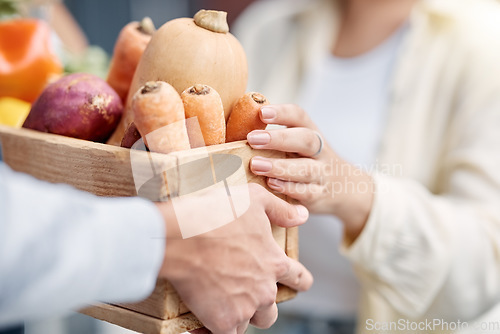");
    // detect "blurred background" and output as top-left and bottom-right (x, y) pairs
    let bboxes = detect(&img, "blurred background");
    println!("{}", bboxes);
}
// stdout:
(0, 0), (255, 79)
(46, 0), (256, 71)
(63, 0), (255, 55)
